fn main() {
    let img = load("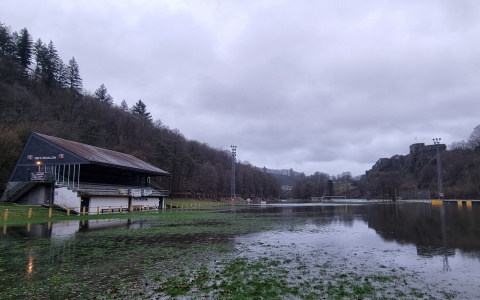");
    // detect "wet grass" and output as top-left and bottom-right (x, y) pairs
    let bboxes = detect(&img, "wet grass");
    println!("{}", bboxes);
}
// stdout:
(0, 202), (236, 226)
(0, 206), (463, 299)
(0, 204), (66, 223)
